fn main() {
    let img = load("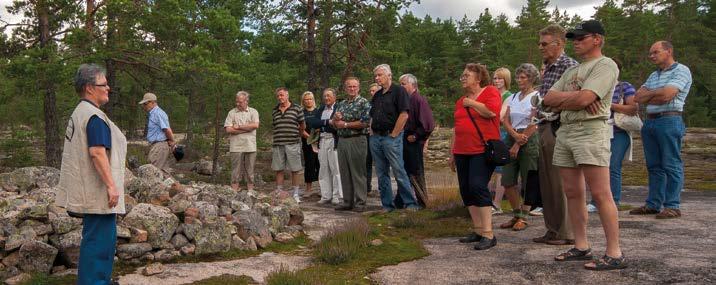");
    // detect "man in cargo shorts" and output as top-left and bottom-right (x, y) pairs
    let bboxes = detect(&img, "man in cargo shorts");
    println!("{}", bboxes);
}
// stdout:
(543, 20), (626, 270)
(271, 87), (306, 202)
